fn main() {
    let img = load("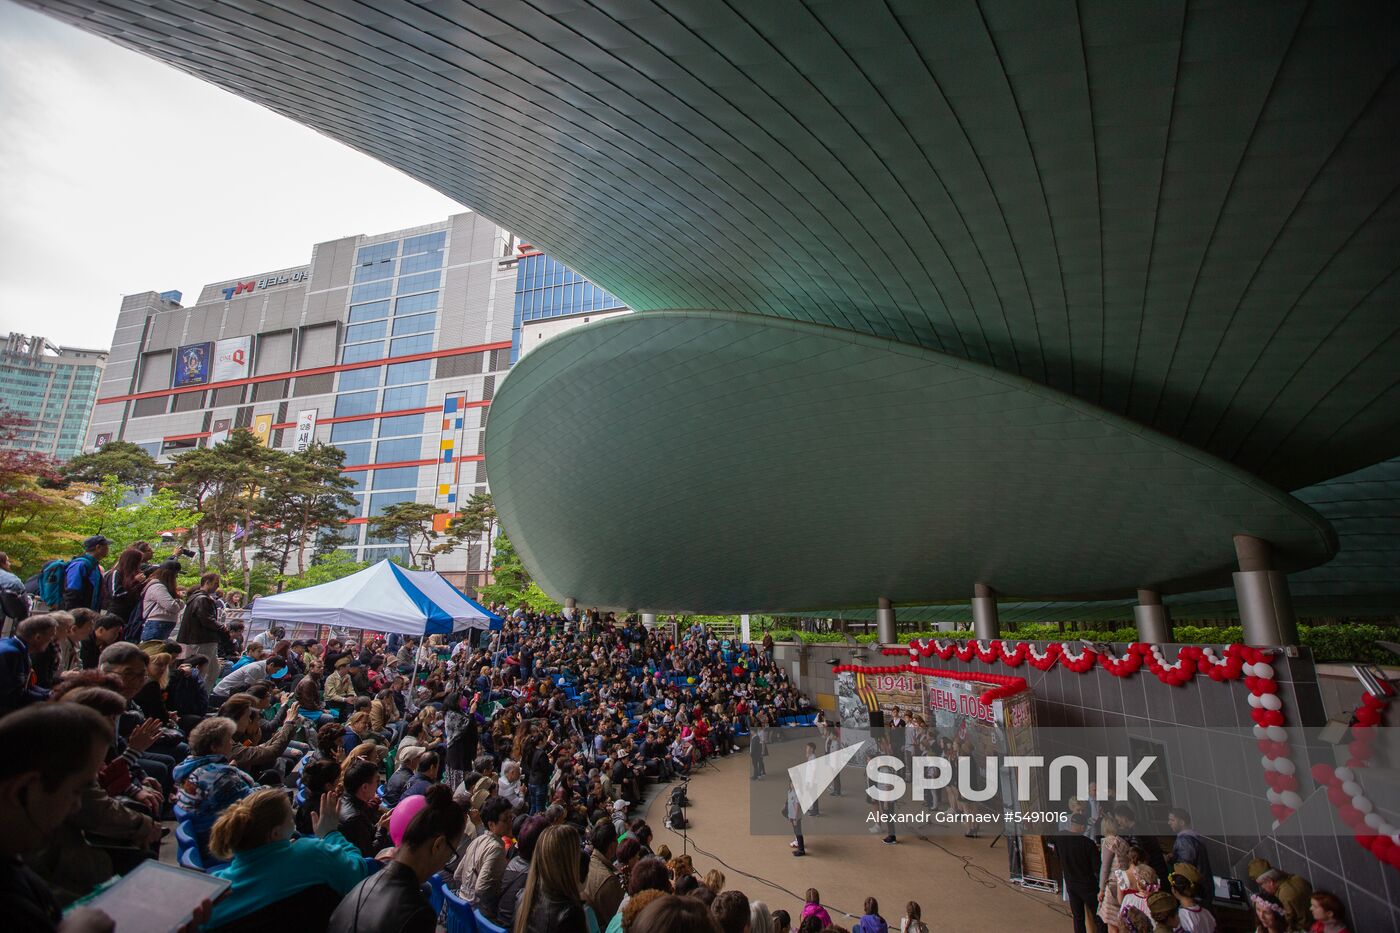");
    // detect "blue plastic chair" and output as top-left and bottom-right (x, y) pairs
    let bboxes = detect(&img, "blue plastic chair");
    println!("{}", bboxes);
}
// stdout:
(363, 857), (383, 875)
(473, 907), (507, 933)
(427, 872), (447, 913)
(442, 885), (478, 933)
